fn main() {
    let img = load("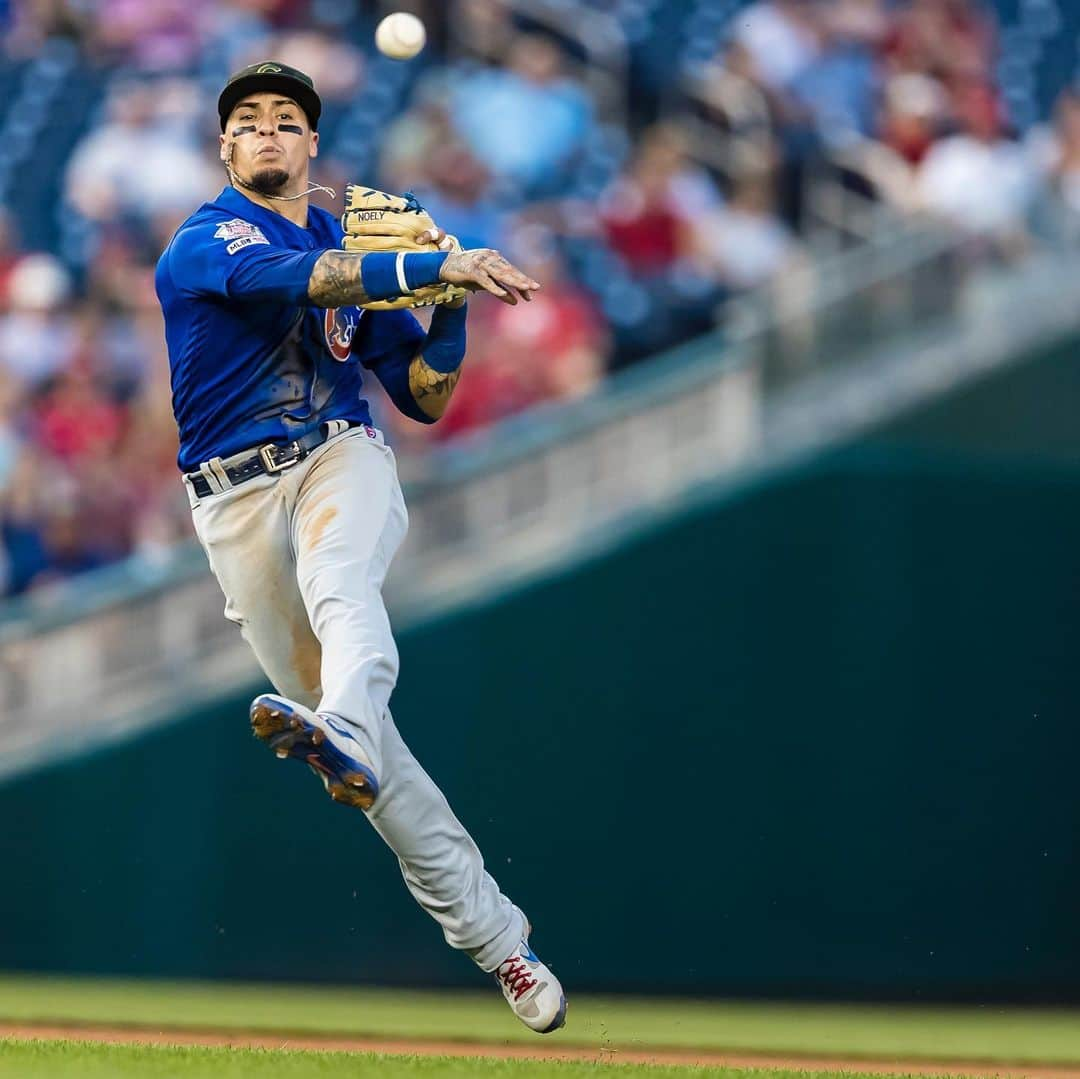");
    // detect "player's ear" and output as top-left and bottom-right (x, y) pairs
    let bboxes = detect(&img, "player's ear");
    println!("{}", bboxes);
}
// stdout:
(309, 130), (319, 160)
(219, 134), (228, 163)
